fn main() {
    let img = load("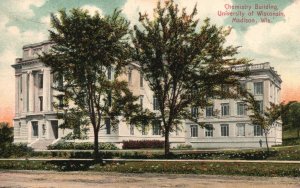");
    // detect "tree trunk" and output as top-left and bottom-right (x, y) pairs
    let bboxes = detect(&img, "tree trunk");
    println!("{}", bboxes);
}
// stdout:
(164, 127), (170, 158)
(93, 127), (101, 161)
(264, 131), (269, 154)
